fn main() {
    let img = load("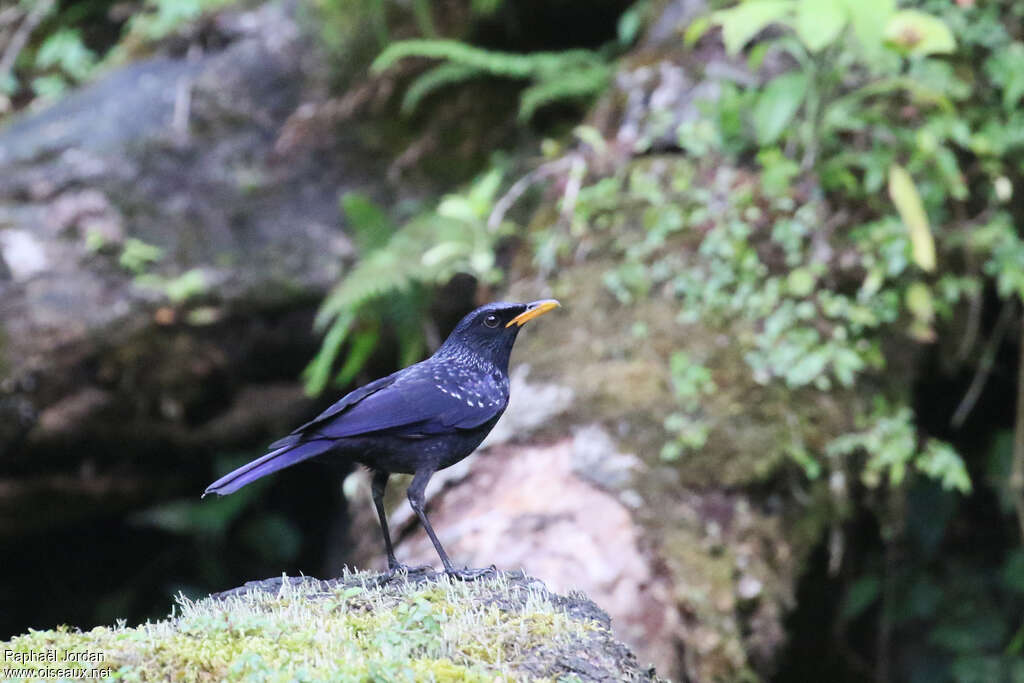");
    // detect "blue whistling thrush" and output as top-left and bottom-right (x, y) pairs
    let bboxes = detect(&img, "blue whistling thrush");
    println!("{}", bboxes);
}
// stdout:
(204, 300), (561, 579)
